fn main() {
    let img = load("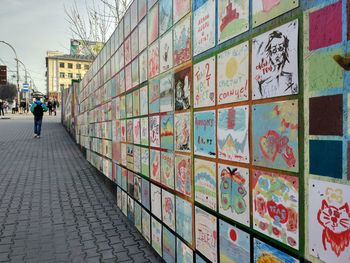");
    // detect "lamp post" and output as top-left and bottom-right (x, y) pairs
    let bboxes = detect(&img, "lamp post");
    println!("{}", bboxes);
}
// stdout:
(0, 40), (20, 111)
(16, 58), (30, 111)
